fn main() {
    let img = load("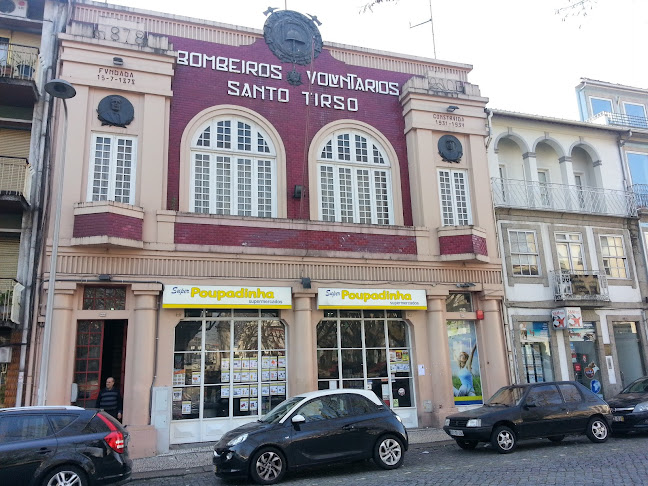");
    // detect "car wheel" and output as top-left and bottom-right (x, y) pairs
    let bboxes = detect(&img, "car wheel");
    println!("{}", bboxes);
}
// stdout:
(586, 417), (609, 443)
(42, 465), (88, 486)
(548, 435), (565, 443)
(249, 447), (287, 485)
(490, 425), (517, 454)
(455, 439), (478, 450)
(373, 434), (405, 469)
